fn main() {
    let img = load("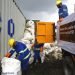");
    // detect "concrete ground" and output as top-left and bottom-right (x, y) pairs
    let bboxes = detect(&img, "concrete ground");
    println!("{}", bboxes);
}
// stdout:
(27, 55), (64, 75)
